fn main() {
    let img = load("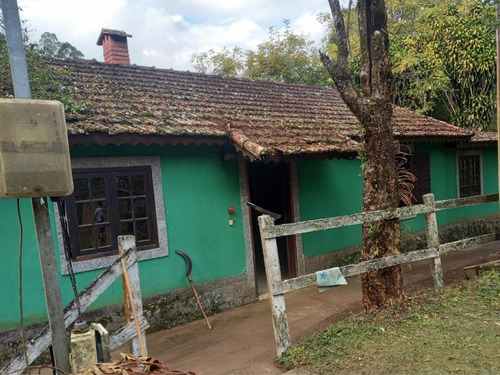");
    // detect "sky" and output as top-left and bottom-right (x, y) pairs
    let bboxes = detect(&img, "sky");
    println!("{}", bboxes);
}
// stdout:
(17, 0), (332, 71)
